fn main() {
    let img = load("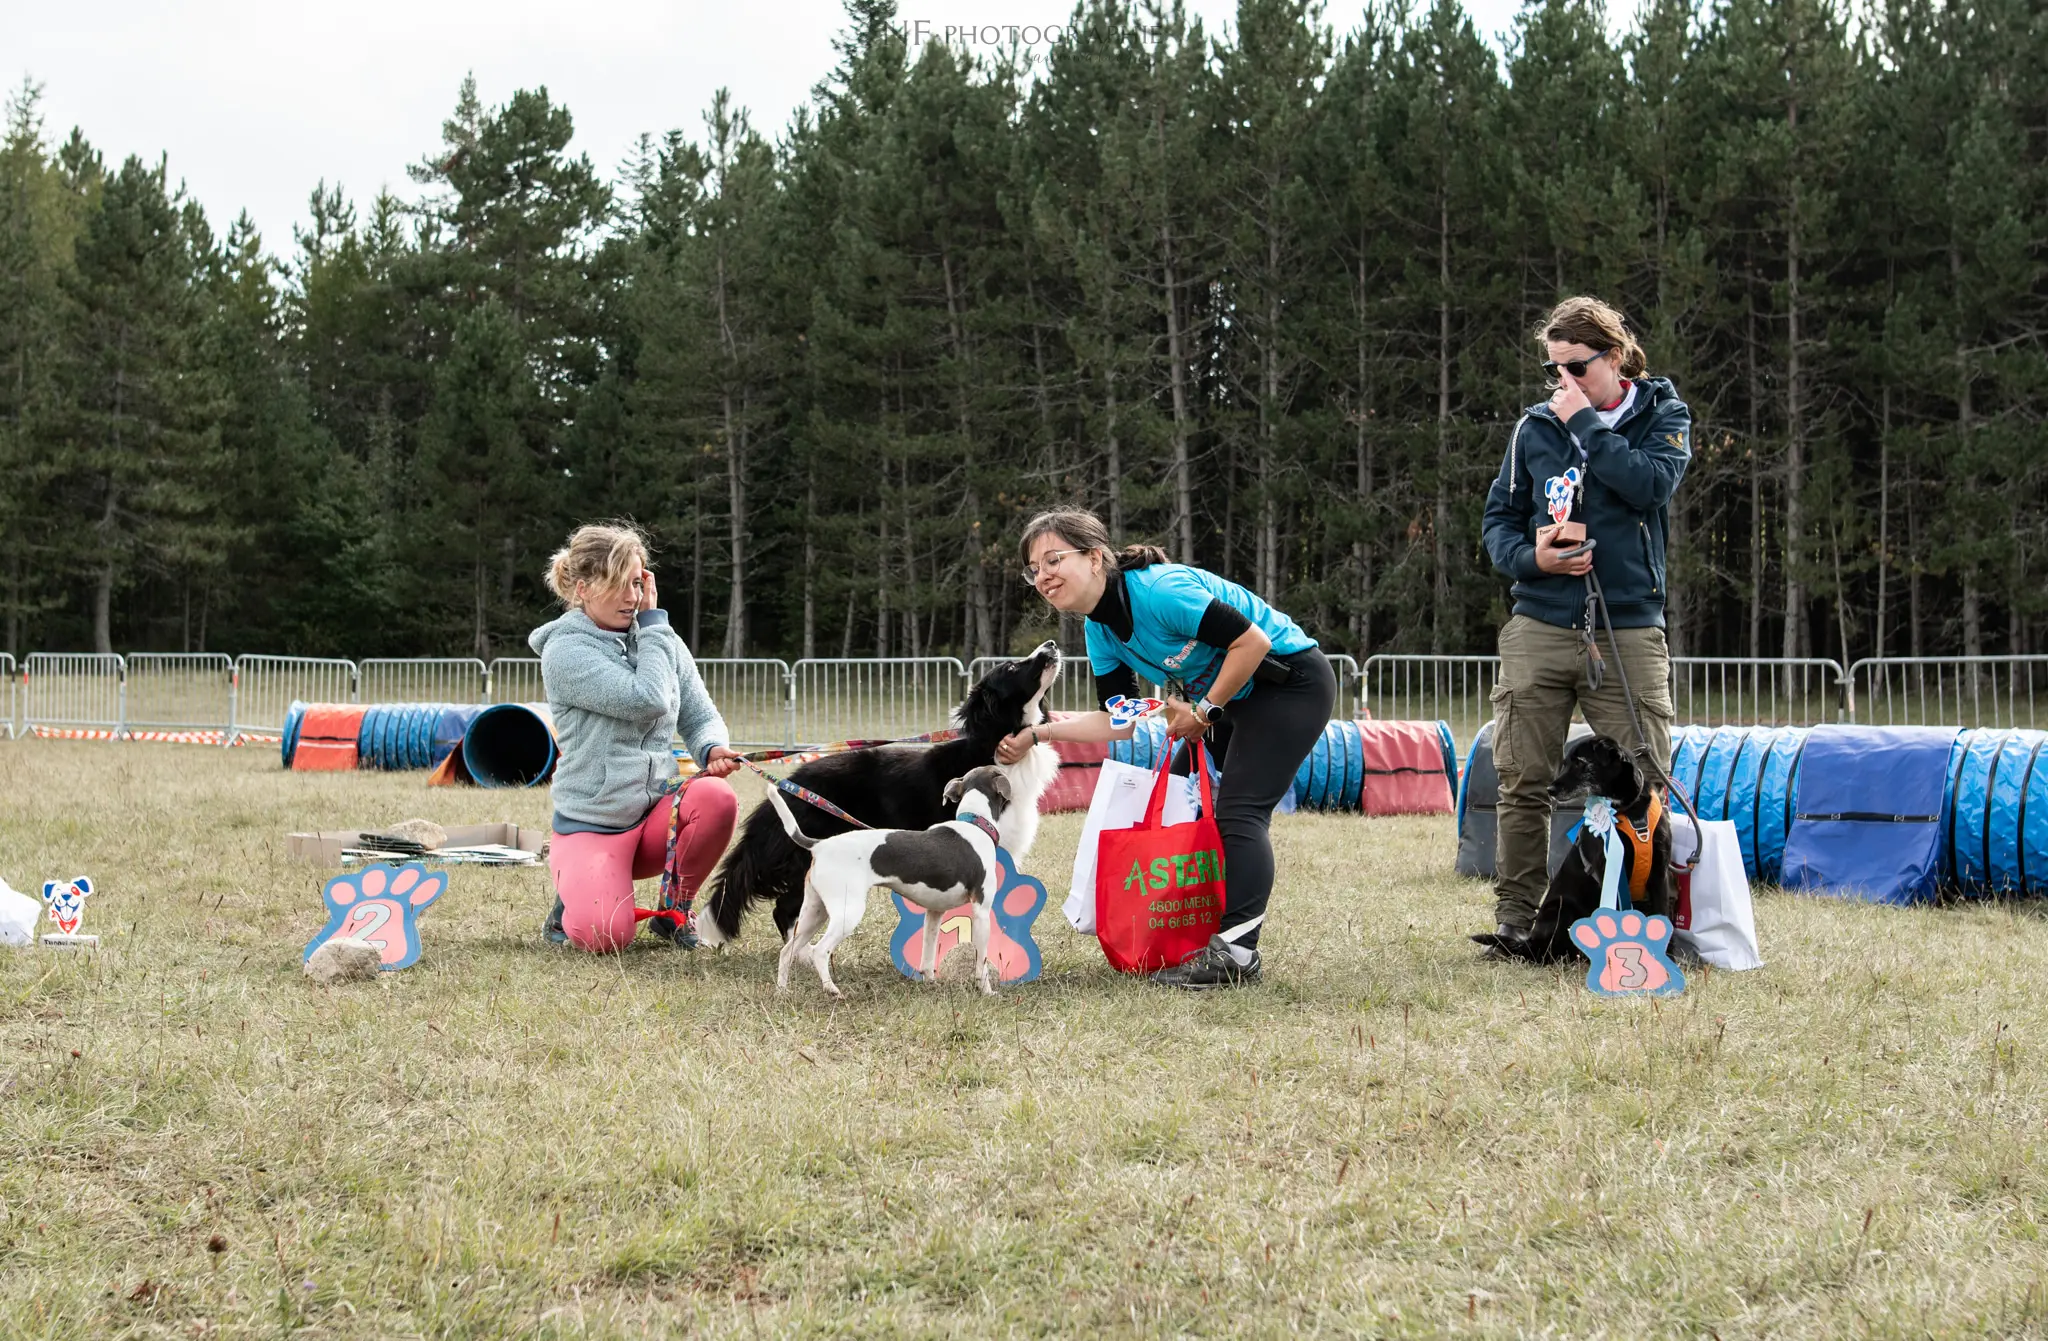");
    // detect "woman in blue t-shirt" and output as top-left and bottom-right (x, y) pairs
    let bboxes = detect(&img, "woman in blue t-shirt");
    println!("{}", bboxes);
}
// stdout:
(995, 508), (1337, 989)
